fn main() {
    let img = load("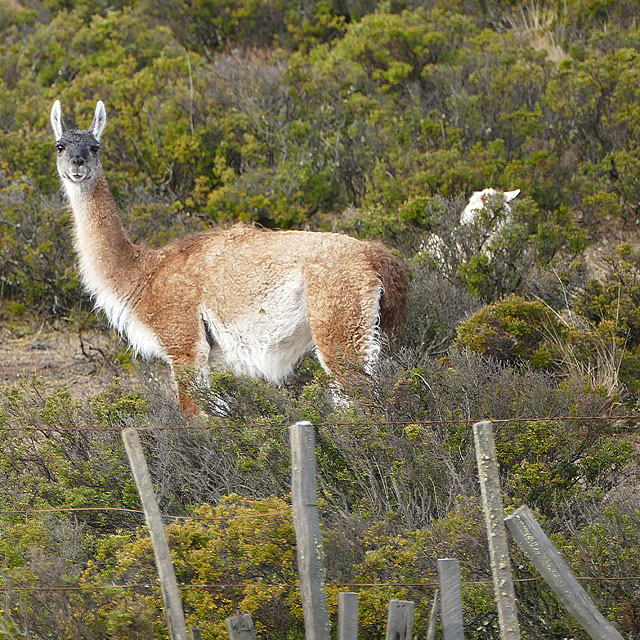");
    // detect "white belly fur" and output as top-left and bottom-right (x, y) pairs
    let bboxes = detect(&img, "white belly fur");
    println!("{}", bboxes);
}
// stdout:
(201, 276), (314, 383)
